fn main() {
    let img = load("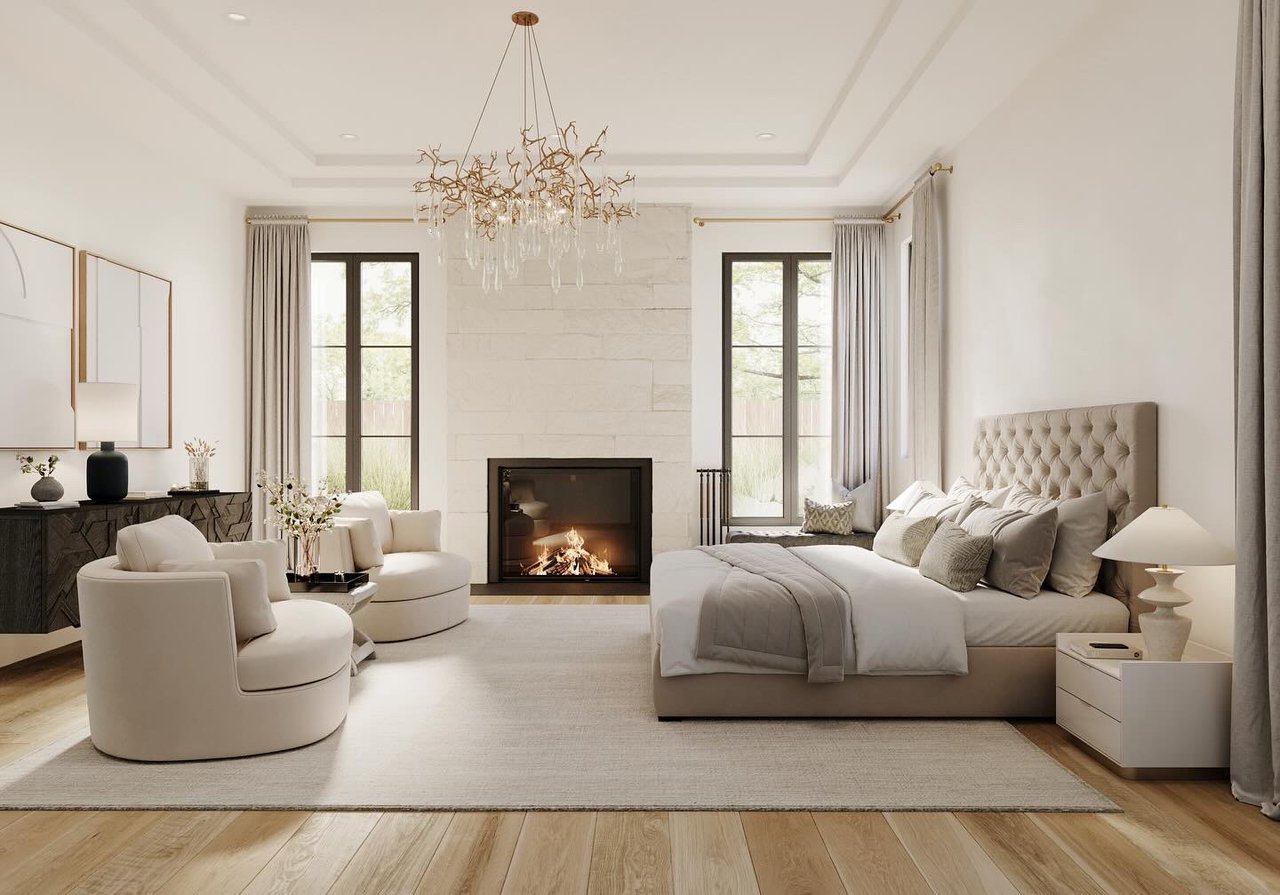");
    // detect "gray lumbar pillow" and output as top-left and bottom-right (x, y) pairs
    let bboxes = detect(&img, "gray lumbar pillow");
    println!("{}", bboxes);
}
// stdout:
(873, 512), (939, 567)
(1004, 486), (1109, 597)
(919, 521), (995, 592)
(957, 502), (1059, 599)
(801, 497), (856, 536)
